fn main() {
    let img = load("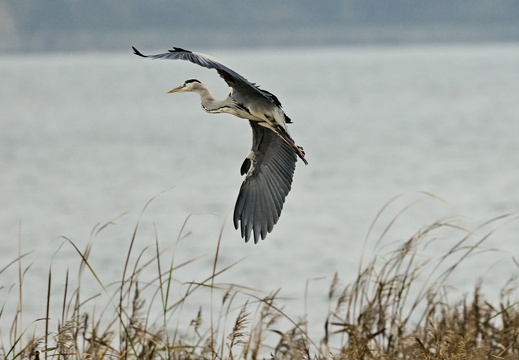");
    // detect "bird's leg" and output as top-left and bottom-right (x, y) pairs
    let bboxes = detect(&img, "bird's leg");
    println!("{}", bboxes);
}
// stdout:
(257, 122), (308, 165)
